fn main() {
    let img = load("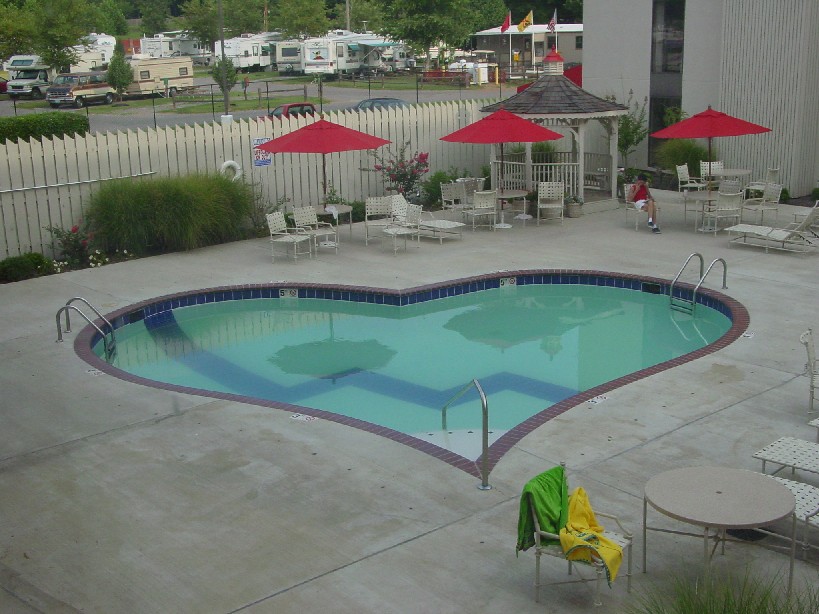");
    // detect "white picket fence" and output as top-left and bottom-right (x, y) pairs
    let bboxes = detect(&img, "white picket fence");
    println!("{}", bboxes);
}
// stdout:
(0, 100), (499, 259)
